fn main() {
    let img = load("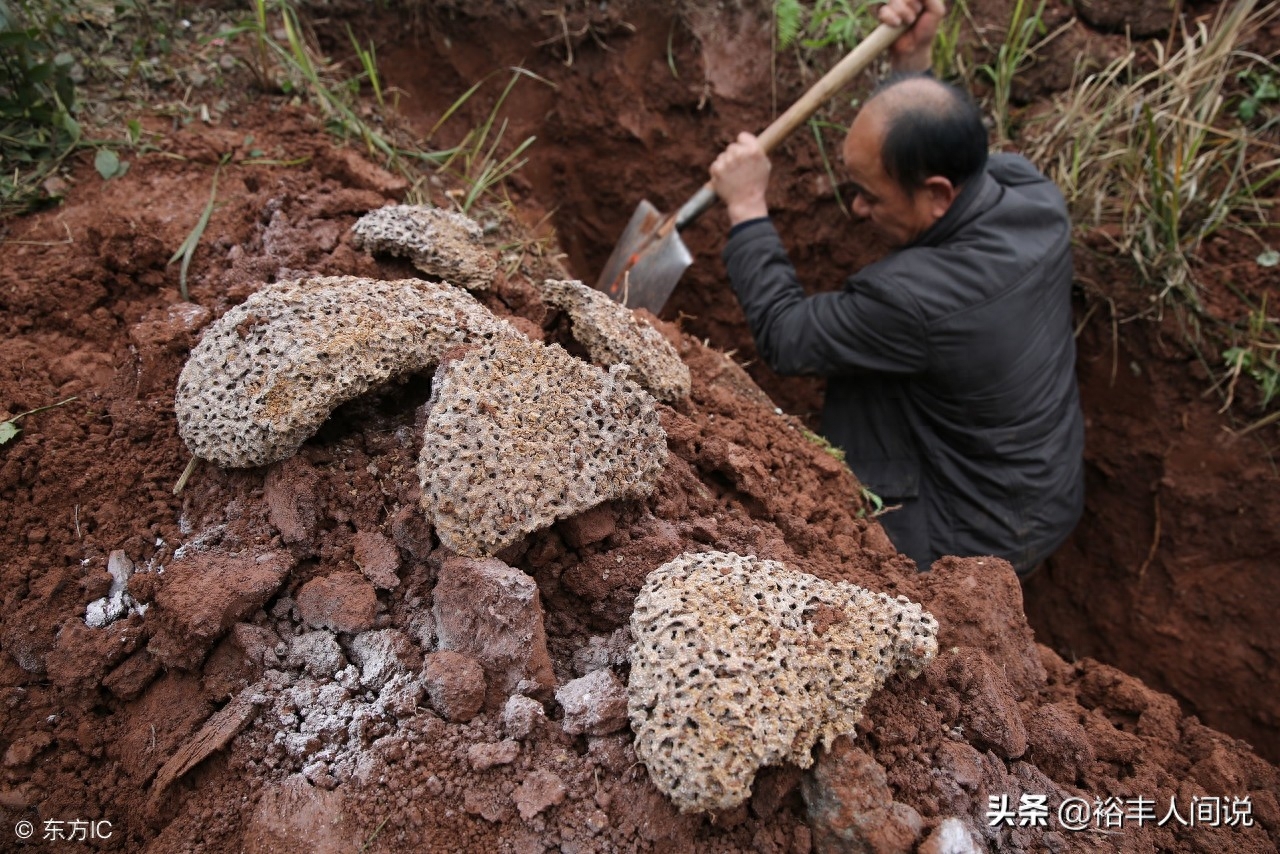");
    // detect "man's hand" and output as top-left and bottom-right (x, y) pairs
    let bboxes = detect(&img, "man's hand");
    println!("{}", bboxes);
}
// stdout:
(710, 132), (771, 226)
(879, 0), (946, 74)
